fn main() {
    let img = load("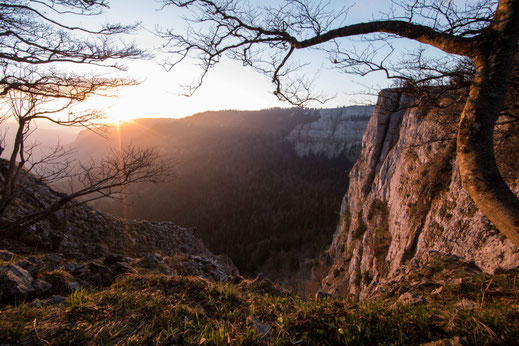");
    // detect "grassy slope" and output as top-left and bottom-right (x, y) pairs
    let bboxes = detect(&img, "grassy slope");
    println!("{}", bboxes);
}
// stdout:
(1, 263), (518, 345)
